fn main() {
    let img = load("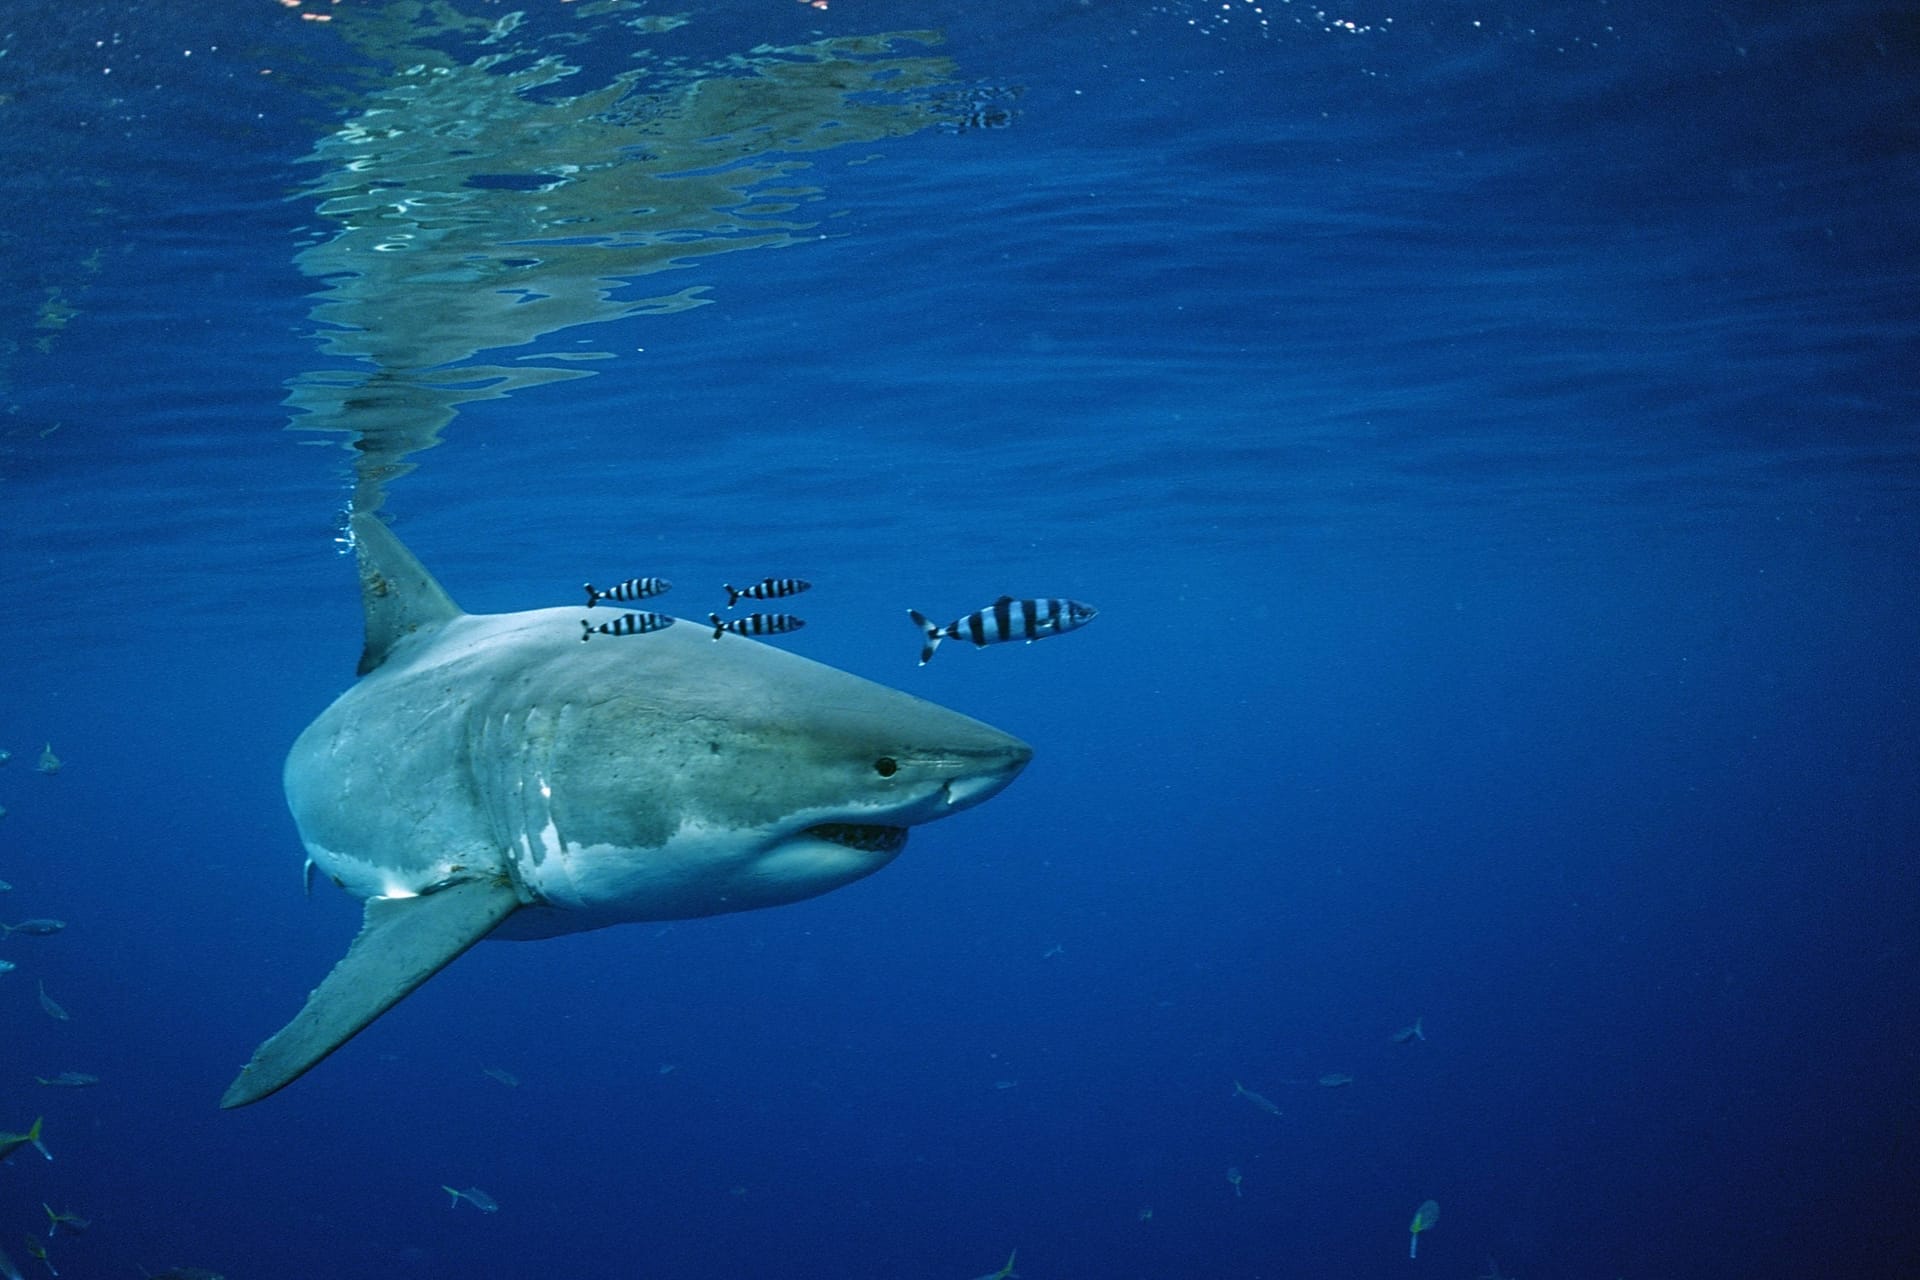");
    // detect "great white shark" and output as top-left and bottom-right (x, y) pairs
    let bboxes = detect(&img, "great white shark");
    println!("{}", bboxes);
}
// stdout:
(220, 514), (1032, 1108)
